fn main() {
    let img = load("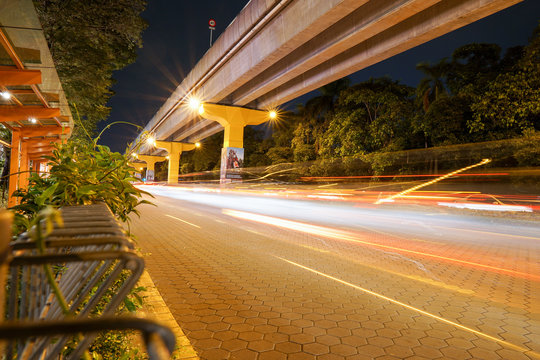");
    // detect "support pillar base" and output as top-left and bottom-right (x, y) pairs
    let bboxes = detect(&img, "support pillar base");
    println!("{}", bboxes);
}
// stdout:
(220, 147), (244, 184)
